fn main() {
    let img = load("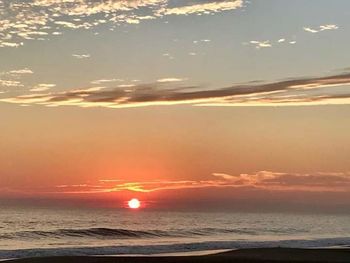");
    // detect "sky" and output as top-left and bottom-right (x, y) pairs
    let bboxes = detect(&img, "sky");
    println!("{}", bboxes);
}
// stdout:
(1, 0), (350, 211)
